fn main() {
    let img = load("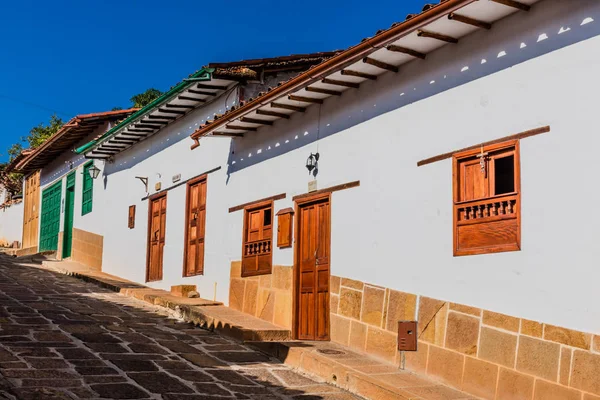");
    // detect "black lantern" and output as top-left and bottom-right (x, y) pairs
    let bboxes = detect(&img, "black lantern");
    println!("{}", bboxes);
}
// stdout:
(88, 164), (101, 180)
(306, 152), (319, 174)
